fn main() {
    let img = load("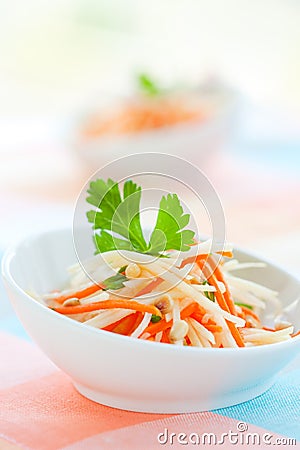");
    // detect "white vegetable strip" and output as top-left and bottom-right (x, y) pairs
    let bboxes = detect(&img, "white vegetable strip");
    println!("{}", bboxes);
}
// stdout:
(131, 312), (152, 338)
(225, 274), (278, 299)
(80, 291), (110, 305)
(153, 260), (245, 327)
(241, 326), (293, 345)
(216, 281), (226, 294)
(140, 332), (151, 340)
(85, 309), (133, 328)
(192, 284), (216, 292)
(69, 271), (92, 288)
(223, 260), (266, 271)
(172, 300), (181, 323)
(230, 286), (266, 309)
(189, 317), (215, 345)
(155, 331), (163, 342)
(175, 239), (233, 262)
(186, 319), (203, 347)
(214, 313), (238, 348)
